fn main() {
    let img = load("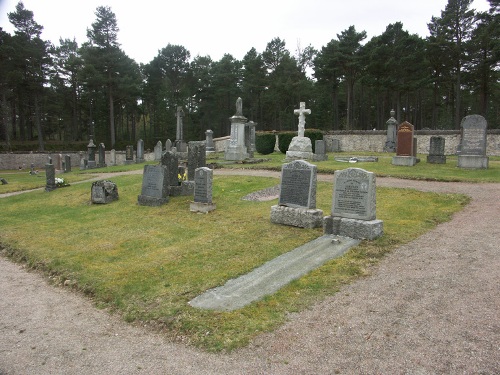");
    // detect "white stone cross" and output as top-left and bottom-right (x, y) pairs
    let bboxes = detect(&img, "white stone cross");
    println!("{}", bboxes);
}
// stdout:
(294, 102), (311, 137)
